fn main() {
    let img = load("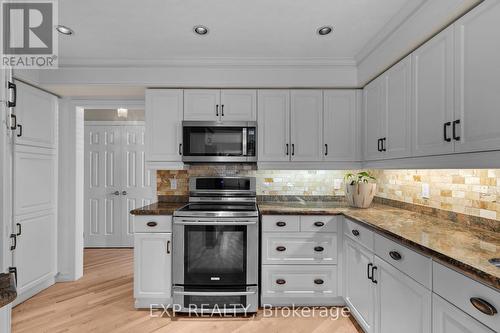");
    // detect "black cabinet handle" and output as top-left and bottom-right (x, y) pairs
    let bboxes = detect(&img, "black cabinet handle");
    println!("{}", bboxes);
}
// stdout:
(291, 144), (295, 156)
(8, 267), (17, 285)
(371, 266), (378, 284)
(367, 263), (373, 280)
(444, 122), (452, 142)
(166, 240), (171, 254)
(178, 143), (182, 155)
(314, 279), (324, 285)
(146, 221), (158, 227)
(8, 81), (16, 107)
(314, 246), (324, 252)
(324, 144), (328, 156)
(221, 104), (224, 117)
(216, 104), (219, 117)
(453, 119), (461, 141)
(377, 138), (381, 152)
(352, 229), (360, 237)
(10, 234), (16, 251)
(276, 221), (286, 227)
(285, 144), (289, 156)
(16, 223), (21, 236)
(10, 114), (17, 130)
(276, 279), (286, 285)
(17, 124), (22, 137)
(381, 138), (387, 152)
(389, 251), (402, 261)
(276, 246), (286, 252)
(470, 297), (497, 316)
(314, 221), (325, 227)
